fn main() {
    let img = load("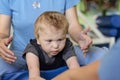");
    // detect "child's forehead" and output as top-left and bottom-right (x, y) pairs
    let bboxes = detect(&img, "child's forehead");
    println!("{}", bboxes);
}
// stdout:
(40, 24), (64, 31)
(38, 30), (66, 40)
(40, 27), (64, 34)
